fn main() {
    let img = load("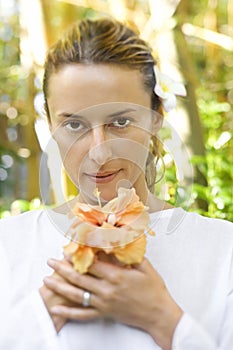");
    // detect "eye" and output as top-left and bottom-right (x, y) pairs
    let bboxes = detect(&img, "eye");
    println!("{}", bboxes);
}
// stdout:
(64, 121), (83, 132)
(110, 117), (131, 129)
